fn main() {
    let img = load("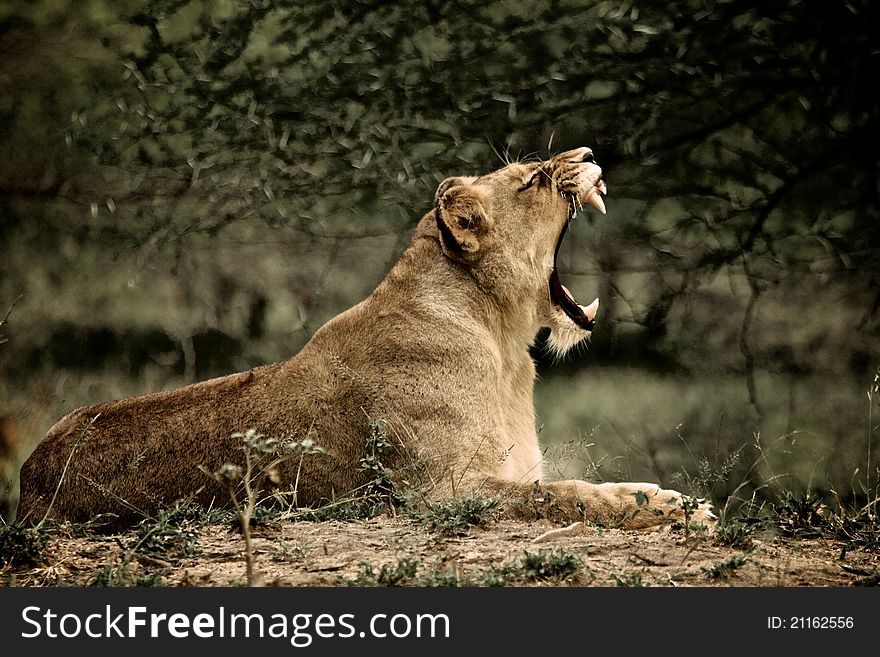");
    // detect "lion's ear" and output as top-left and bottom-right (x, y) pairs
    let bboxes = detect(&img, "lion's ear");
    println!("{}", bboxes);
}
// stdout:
(434, 176), (477, 205)
(435, 184), (491, 262)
